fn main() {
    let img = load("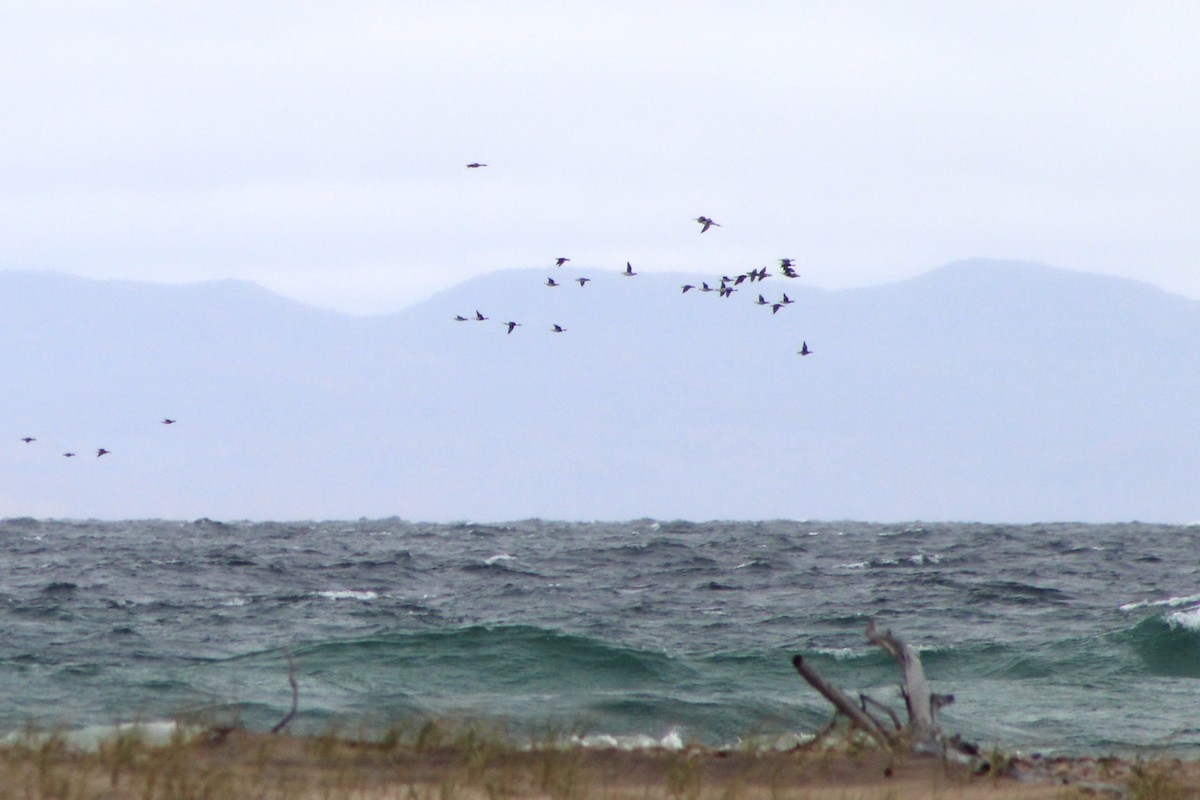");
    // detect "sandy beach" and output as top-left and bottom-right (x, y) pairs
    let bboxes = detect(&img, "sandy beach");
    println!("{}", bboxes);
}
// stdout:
(2, 727), (1195, 800)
